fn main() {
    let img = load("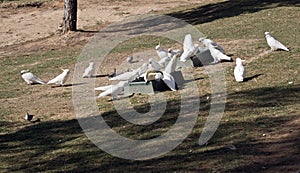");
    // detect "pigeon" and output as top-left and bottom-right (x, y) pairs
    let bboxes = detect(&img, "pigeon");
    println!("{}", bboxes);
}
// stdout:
(199, 37), (225, 53)
(208, 45), (232, 63)
(127, 56), (133, 63)
(97, 81), (128, 100)
(148, 58), (162, 71)
(234, 58), (246, 82)
(82, 61), (94, 78)
(21, 70), (45, 85)
(47, 69), (70, 86)
(155, 43), (168, 59)
(24, 112), (34, 121)
(265, 32), (289, 51)
(165, 54), (180, 74)
(180, 34), (199, 62)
